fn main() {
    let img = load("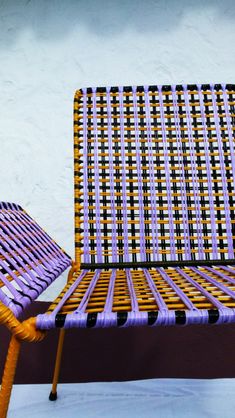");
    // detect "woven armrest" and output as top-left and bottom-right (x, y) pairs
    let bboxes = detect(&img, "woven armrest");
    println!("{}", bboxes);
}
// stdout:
(0, 202), (71, 317)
